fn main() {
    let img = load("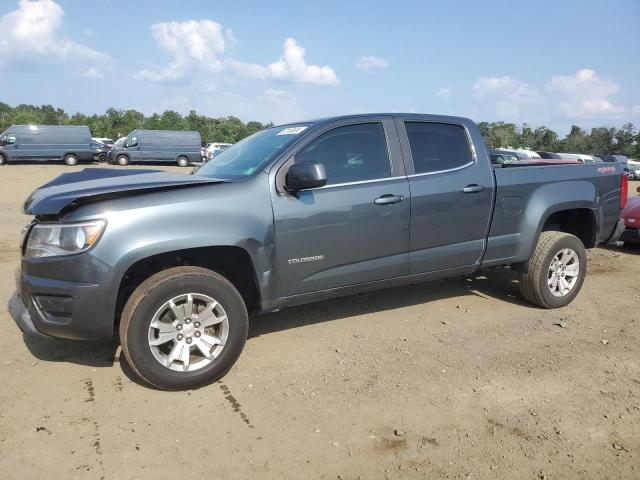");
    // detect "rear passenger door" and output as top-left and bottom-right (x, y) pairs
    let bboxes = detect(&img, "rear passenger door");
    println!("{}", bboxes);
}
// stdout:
(396, 117), (494, 274)
(272, 118), (410, 296)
